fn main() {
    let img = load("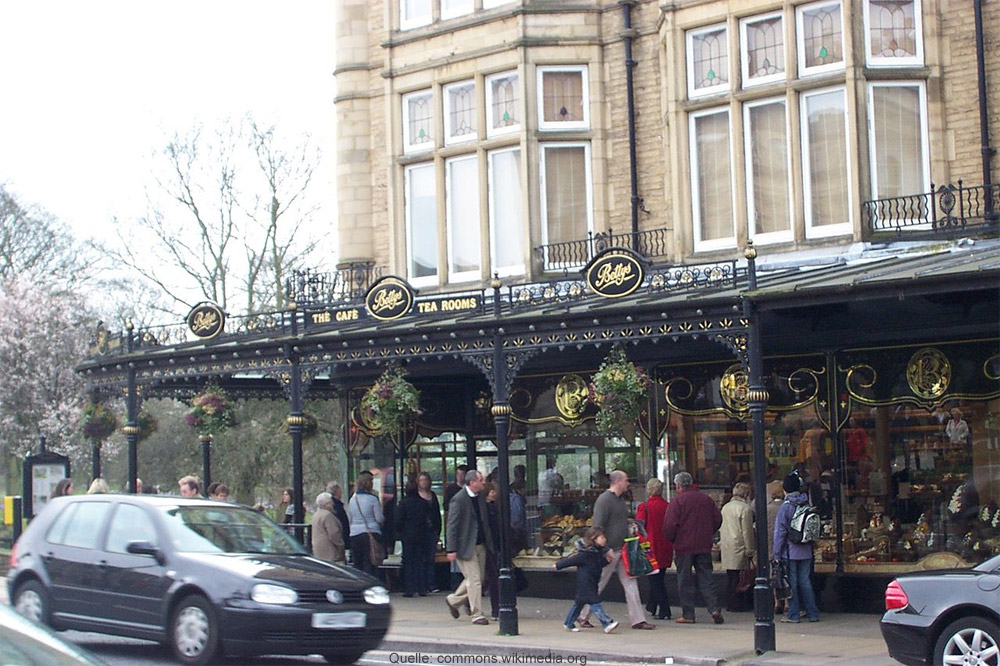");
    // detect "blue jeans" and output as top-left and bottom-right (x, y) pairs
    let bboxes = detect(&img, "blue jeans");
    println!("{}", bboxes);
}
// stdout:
(786, 558), (819, 621)
(565, 601), (614, 628)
